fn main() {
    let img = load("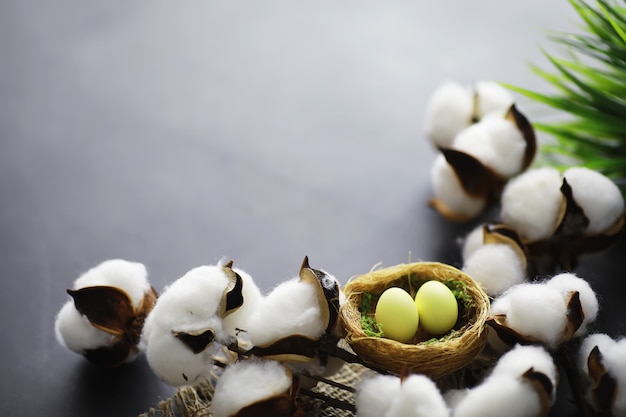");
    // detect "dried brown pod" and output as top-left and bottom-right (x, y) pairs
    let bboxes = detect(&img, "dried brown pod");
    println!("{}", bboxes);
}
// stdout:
(67, 285), (157, 367)
(220, 260), (245, 316)
(429, 147), (505, 222)
(521, 367), (555, 417)
(587, 345), (618, 413)
(505, 104), (537, 171)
